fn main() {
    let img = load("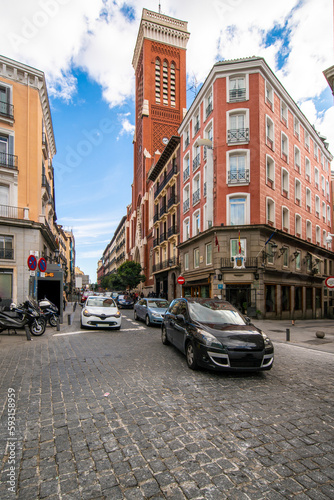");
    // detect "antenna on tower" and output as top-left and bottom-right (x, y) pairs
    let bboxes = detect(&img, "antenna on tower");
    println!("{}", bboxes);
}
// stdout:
(158, 2), (161, 13)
